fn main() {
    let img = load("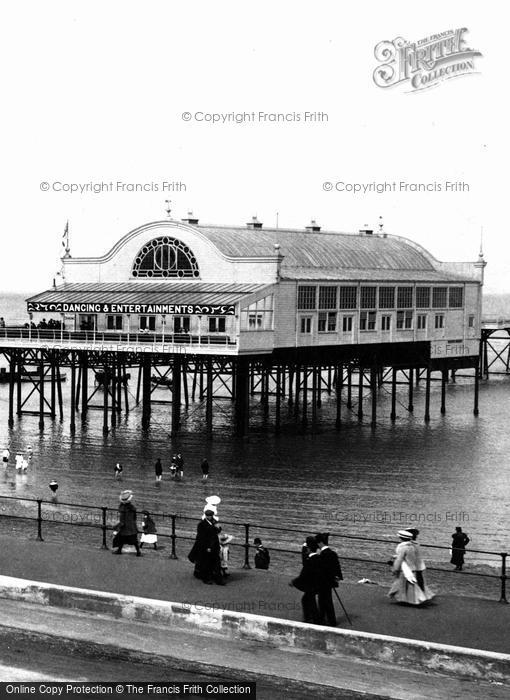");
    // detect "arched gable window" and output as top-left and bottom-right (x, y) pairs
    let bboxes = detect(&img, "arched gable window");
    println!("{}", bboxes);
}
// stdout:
(132, 237), (200, 278)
